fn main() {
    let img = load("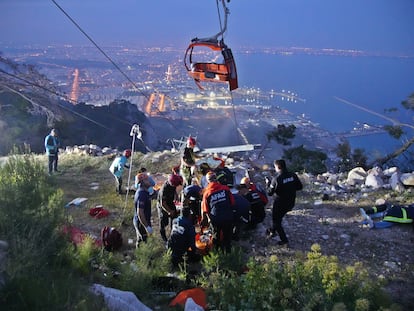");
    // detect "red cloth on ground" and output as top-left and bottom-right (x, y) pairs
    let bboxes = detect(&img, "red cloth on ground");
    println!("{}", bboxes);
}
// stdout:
(169, 287), (207, 309)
